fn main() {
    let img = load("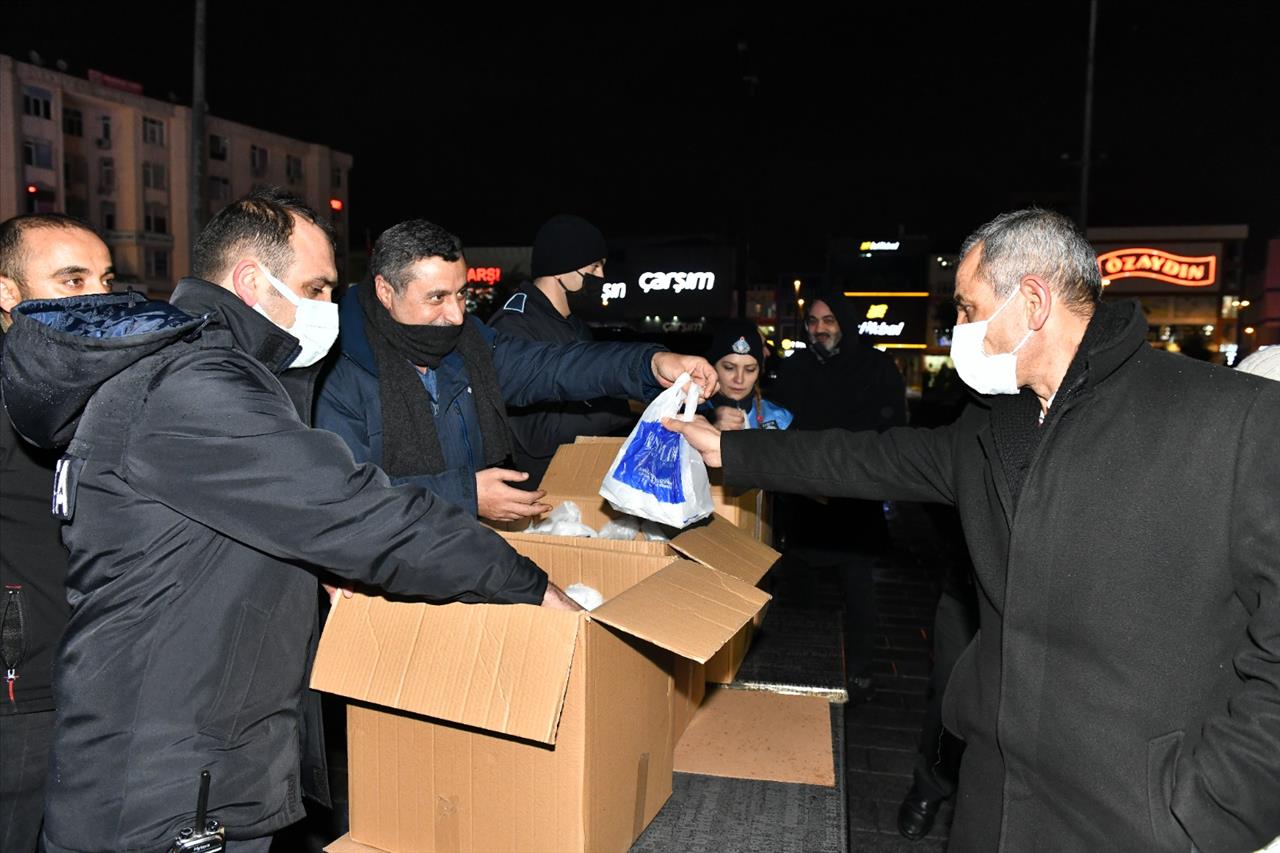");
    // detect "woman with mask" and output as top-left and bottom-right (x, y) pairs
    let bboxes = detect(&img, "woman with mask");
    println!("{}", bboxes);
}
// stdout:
(701, 319), (793, 431)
